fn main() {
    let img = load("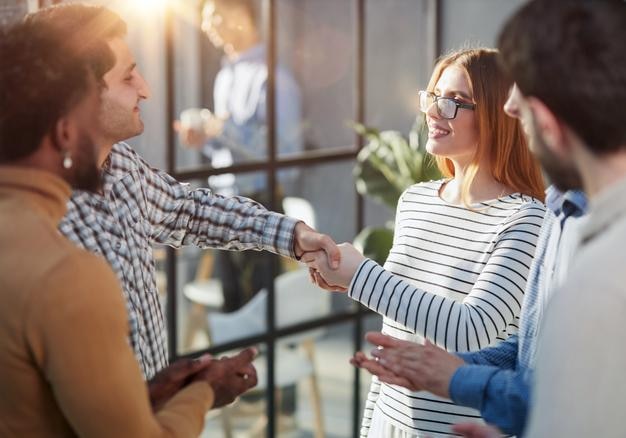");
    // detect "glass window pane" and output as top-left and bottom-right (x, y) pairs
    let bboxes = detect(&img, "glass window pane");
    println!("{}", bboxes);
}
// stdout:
(175, 173), (287, 355)
(0, 1), (29, 28)
(178, 157), (362, 355)
(174, 0), (270, 173)
(278, 0), (356, 154)
(365, 0), (431, 132)
(278, 161), (359, 319)
(360, 1), (437, 267)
